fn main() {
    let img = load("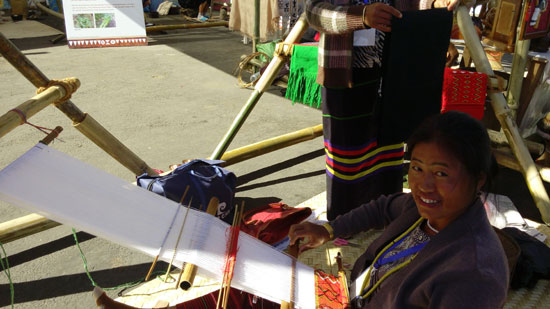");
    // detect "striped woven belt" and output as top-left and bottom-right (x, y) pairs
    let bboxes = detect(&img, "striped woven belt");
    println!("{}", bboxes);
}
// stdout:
(325, 139), (404, 183)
